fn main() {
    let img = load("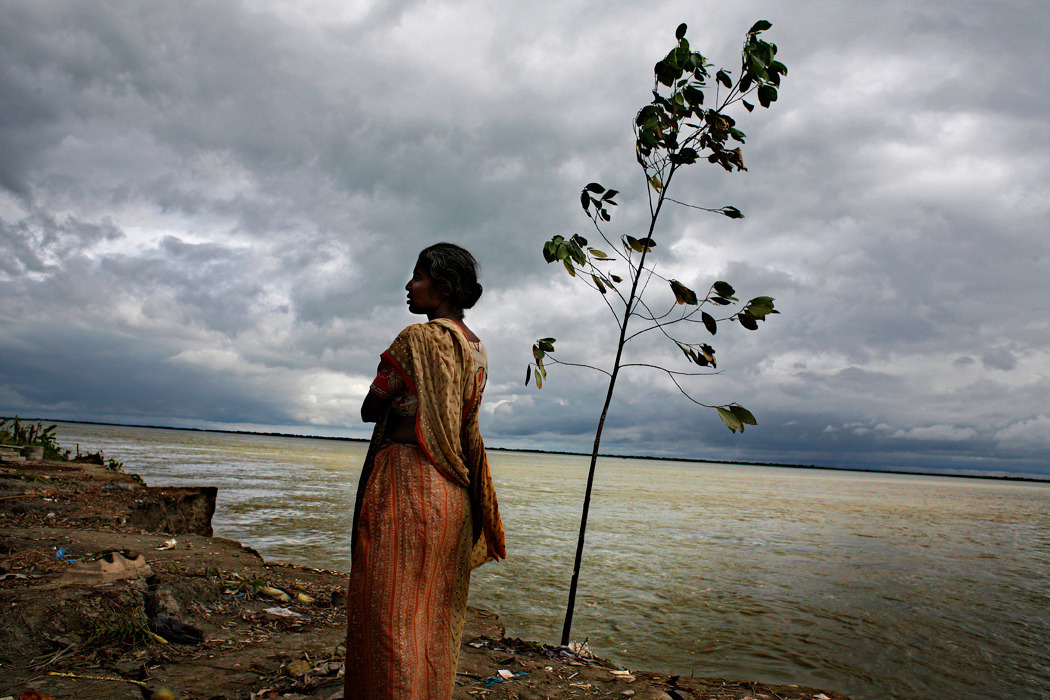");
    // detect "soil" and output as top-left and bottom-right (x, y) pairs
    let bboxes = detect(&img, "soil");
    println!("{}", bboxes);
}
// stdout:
(0, 459), (852, 700)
